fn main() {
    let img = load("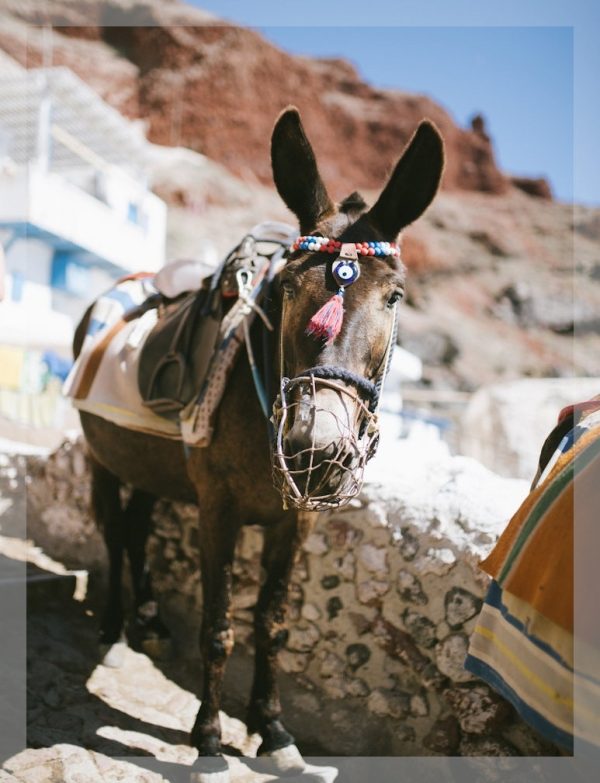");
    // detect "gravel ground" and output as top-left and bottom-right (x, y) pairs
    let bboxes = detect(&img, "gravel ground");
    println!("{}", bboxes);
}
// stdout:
(2, 566), (338, 782)
(0, 447), (335, 783)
